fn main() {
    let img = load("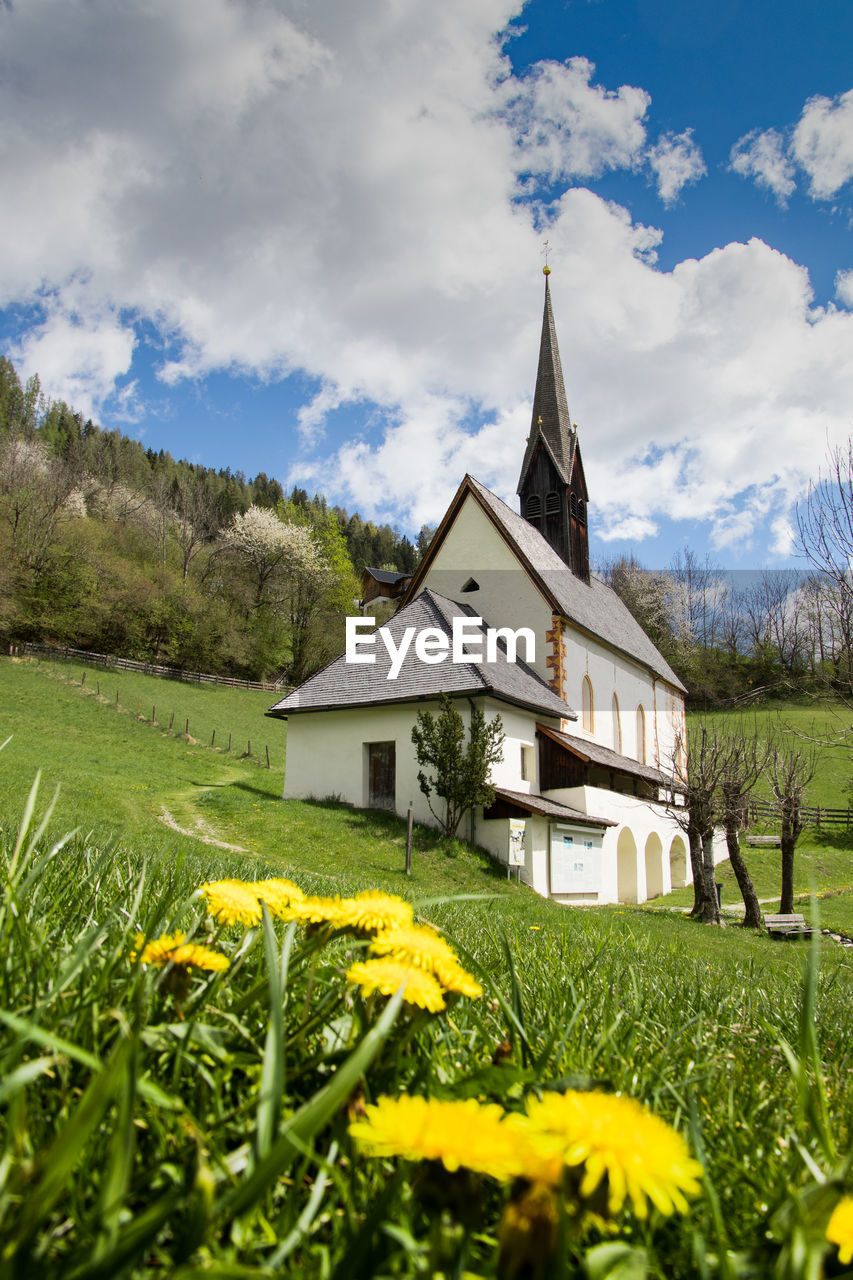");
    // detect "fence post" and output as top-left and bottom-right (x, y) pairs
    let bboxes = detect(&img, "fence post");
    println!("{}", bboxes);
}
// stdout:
(185, 718), (189, 736)
(152, 705), (156, 724)
(169, 711), (174, 730)
(405, 806), (414, 875)
(265, 744), (270, 769)
(81, 671), (86, 685)
(212, 729), (216, 747)
(228, 732), (232, 752)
